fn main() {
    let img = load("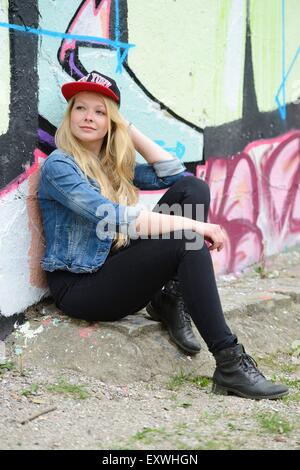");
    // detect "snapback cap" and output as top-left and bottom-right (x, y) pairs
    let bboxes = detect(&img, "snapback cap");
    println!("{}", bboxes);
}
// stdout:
(61, 71), (121, 106)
